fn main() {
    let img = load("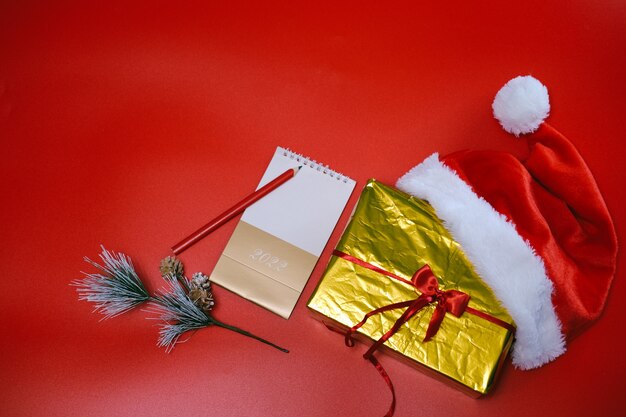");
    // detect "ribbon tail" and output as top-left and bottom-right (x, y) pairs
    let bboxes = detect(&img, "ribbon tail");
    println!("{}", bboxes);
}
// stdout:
(345, 300), (415, 347)
(368, 355), (396, 417)
(423, 303), (446, 342)
(364, 296), (431, 359)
